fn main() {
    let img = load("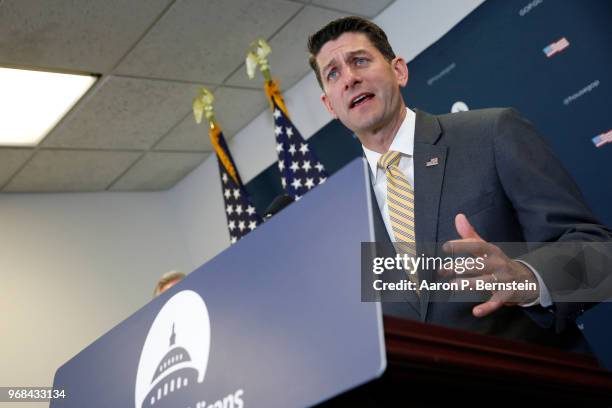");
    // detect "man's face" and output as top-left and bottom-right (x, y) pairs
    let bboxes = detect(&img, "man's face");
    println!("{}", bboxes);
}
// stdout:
(316, 32), (408, 137)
